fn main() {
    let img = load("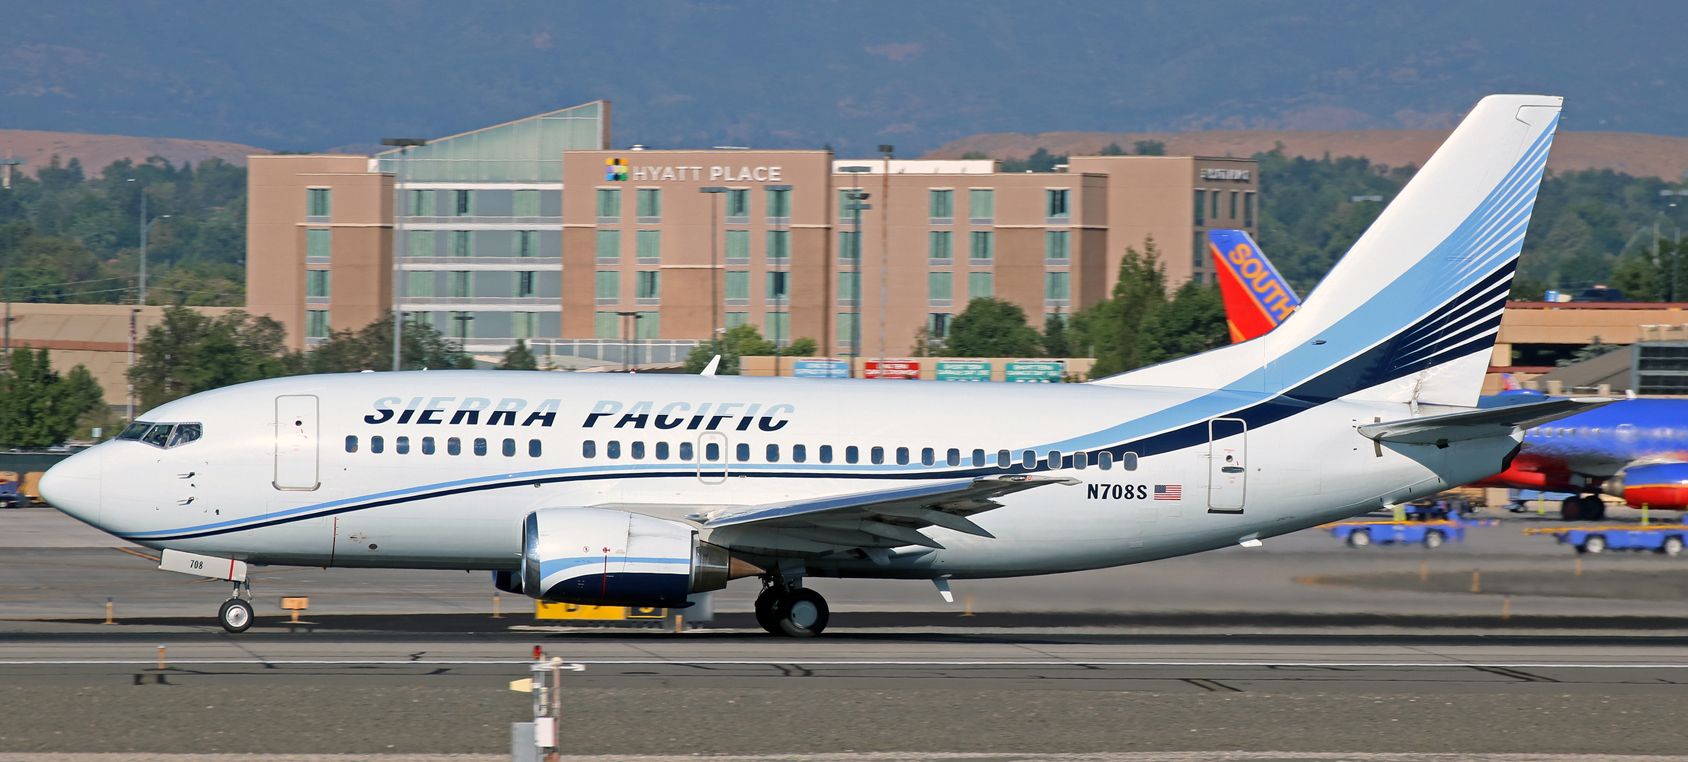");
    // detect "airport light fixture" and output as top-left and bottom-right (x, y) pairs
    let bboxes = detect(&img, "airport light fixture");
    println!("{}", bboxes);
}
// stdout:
(126, 178), (171, 305)
(767, 183), (793, 377)
(839, 165), (873, 376)
(877, 146), (893, 368)
(381, 138), (428, 371)
(699, 187), (729, 343)
(0, 158), (21, 190)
